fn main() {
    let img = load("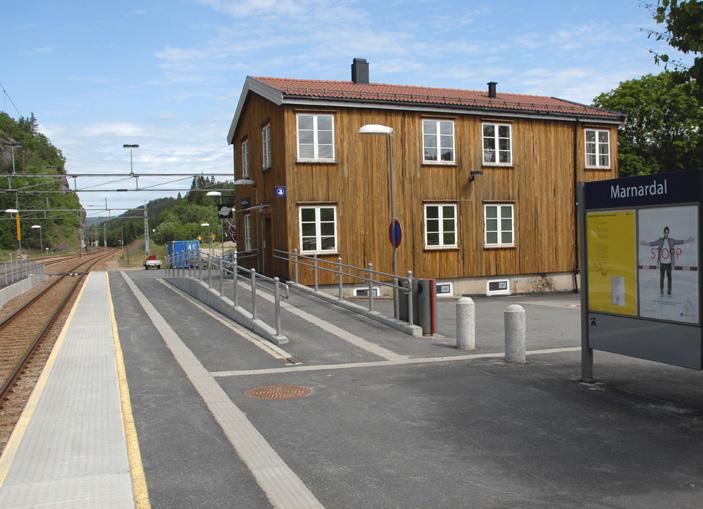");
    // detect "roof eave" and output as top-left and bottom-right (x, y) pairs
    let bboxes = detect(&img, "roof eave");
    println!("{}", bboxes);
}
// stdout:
(279, 96), (624, 124)
(226, 77), (284, 145)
